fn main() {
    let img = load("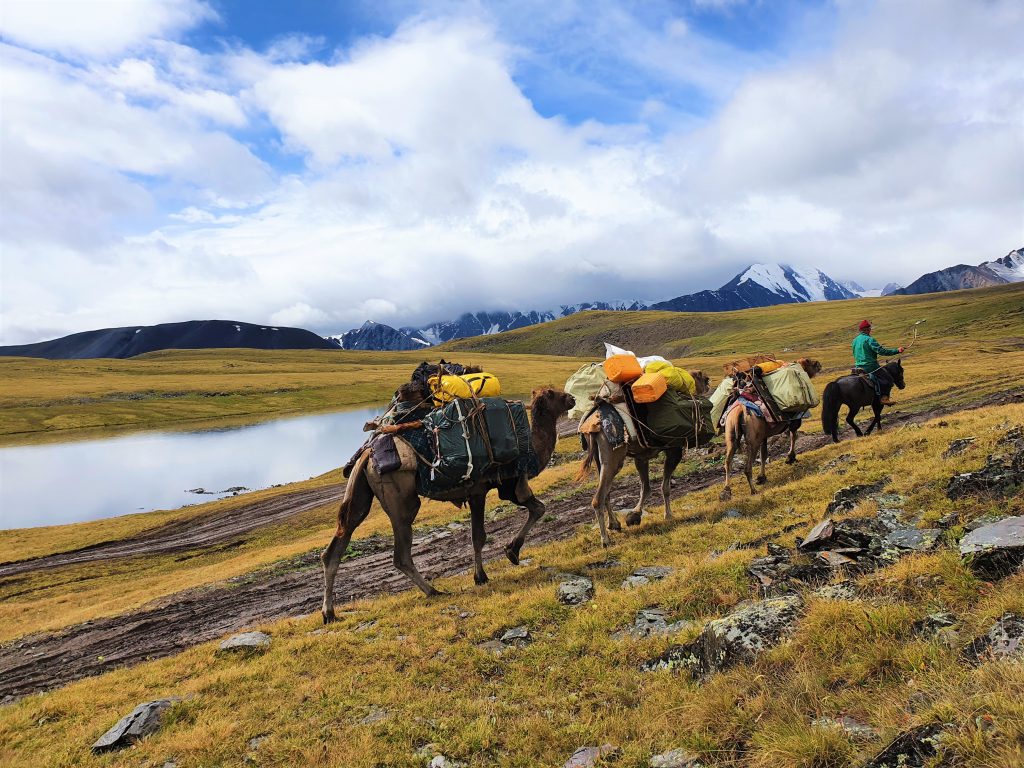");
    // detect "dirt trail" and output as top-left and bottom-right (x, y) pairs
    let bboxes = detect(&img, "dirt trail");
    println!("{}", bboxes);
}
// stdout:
(1, 394), (1020, 701)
